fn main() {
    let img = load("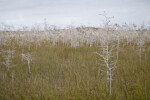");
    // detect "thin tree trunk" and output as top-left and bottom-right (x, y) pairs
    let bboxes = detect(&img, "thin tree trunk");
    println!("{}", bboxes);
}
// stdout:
(109, 67), (112, 96)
